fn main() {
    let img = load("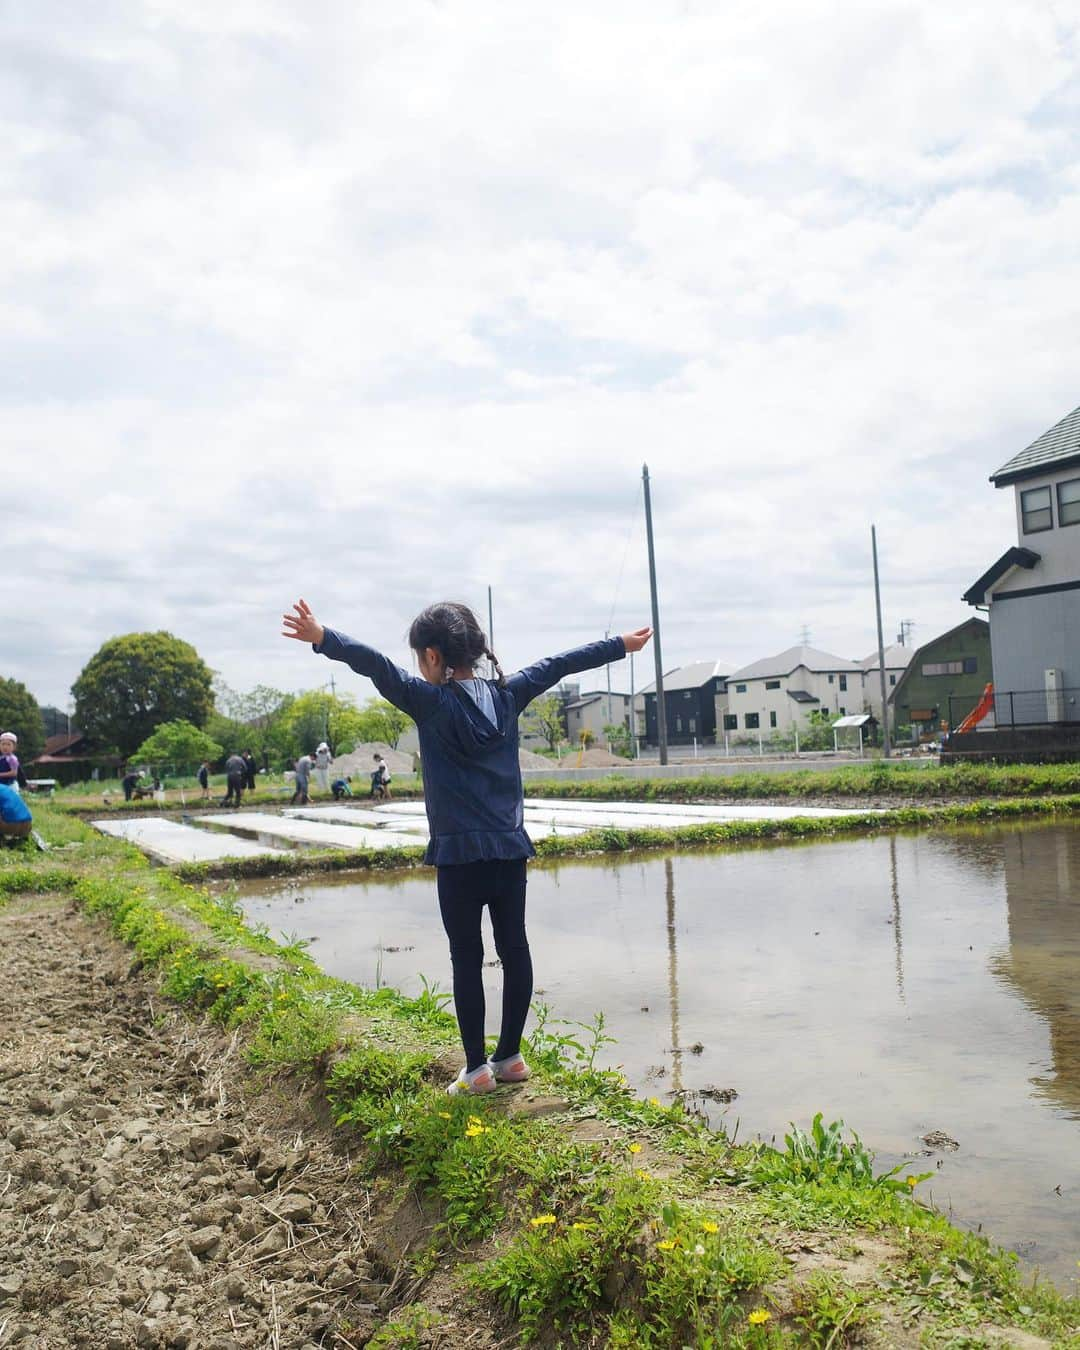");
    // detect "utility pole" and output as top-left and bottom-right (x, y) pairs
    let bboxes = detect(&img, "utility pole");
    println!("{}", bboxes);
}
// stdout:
(630, 650), (636, 758)
(872, 524), (892, 758)
(605, 631), (613, 727)
(643, 464), (669, 764)
(488, 585), (495, 679)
